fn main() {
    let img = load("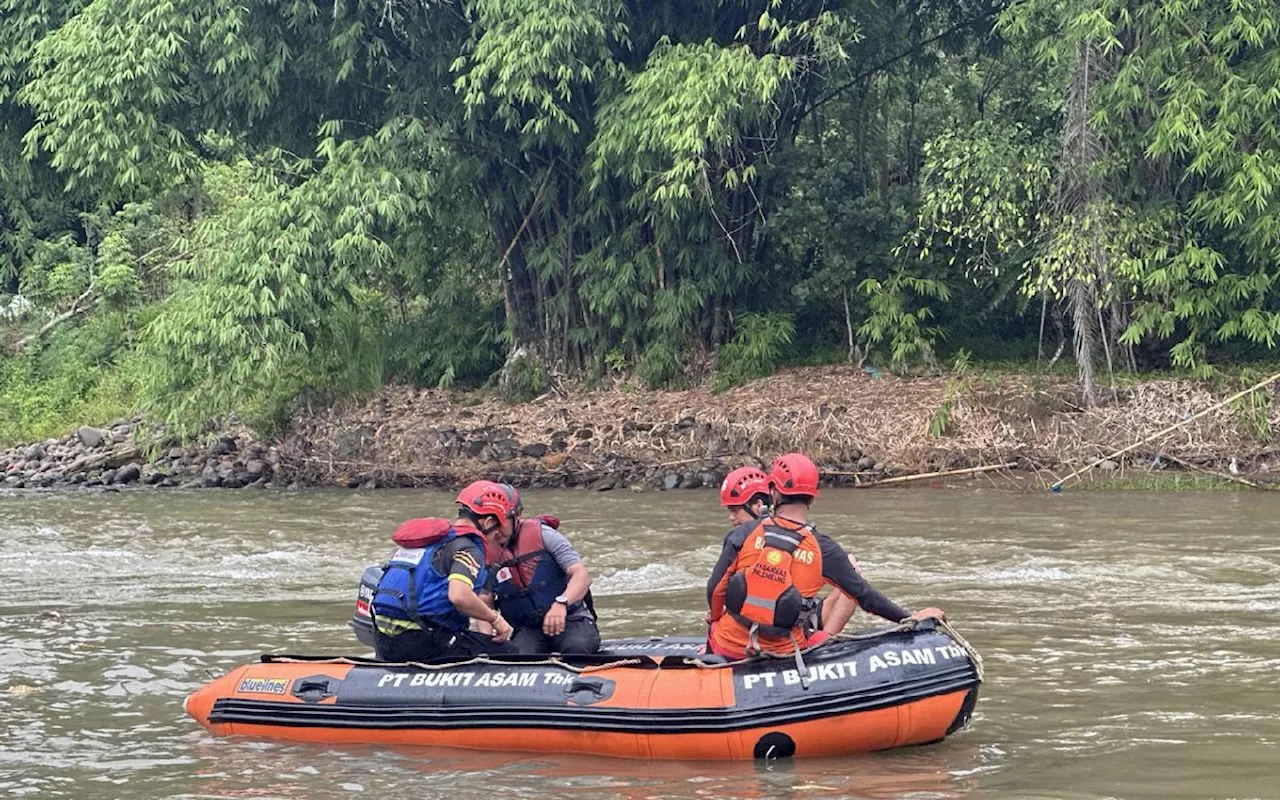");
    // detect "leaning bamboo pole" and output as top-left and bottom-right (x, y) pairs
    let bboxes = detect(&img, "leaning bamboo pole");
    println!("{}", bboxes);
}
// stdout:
(1050, 371), (1280, 491)
(855, 462), (1018, 488)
